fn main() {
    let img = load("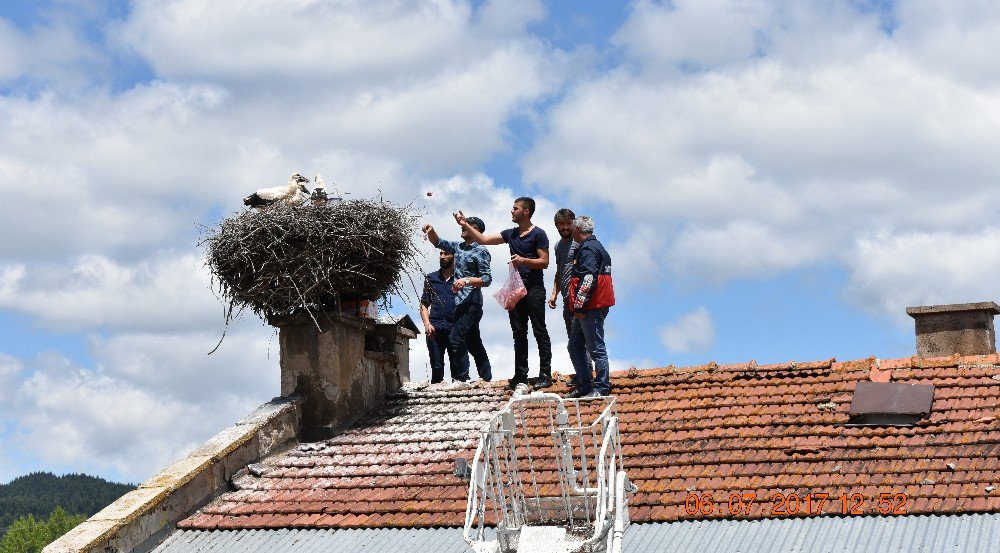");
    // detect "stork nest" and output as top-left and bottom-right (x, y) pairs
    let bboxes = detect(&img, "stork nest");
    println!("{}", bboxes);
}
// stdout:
(202, 199), (421, 323)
